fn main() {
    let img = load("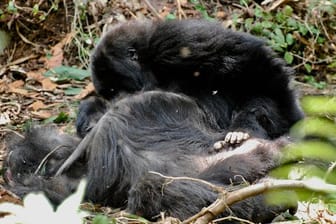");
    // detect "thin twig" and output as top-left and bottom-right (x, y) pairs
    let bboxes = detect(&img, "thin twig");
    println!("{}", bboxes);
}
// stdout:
(6, 52), (37, 67)
(63, 0), (68, 25)
(213, 215), (255, 224)
(324, 162), (336, 181)
(176, 0), (187, 20)
(34, 145), (65, 175)
(0, 128), (25, 138)
(149, 171), (226, 193)
(15, 23), (40, 48)
(142, 0), (163, 20)
(0, 102), (21, 115)
(267, 0), (288, 12)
